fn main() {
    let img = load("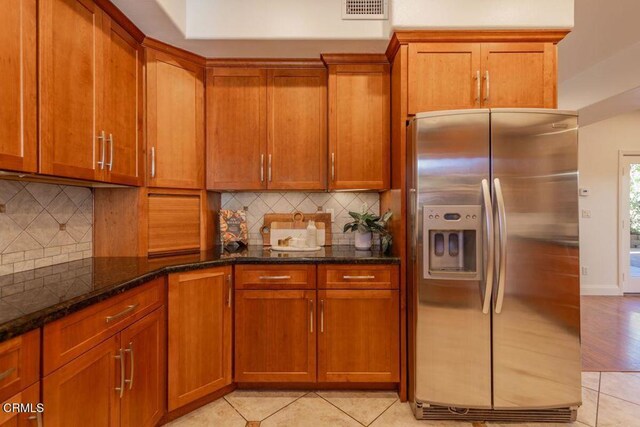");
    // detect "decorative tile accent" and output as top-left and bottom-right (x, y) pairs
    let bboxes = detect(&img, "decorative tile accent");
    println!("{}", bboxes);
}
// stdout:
(220, 192), (381, 246)
(0, 180), (93, 276)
